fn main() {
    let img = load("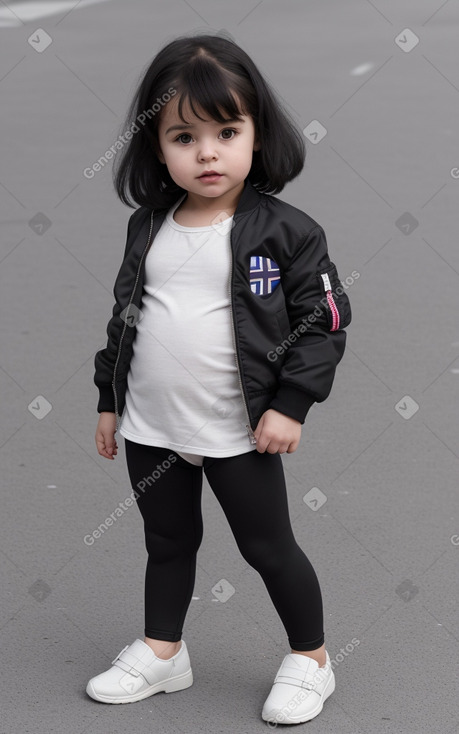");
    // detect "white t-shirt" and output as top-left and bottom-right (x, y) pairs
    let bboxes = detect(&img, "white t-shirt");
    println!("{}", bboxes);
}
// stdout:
(119, 194), (258, 466)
